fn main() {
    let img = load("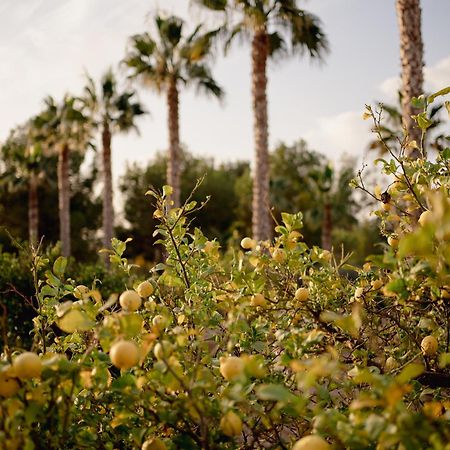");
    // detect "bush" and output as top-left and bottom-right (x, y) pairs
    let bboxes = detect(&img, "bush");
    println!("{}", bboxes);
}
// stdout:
(1, 89), (450, 449)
